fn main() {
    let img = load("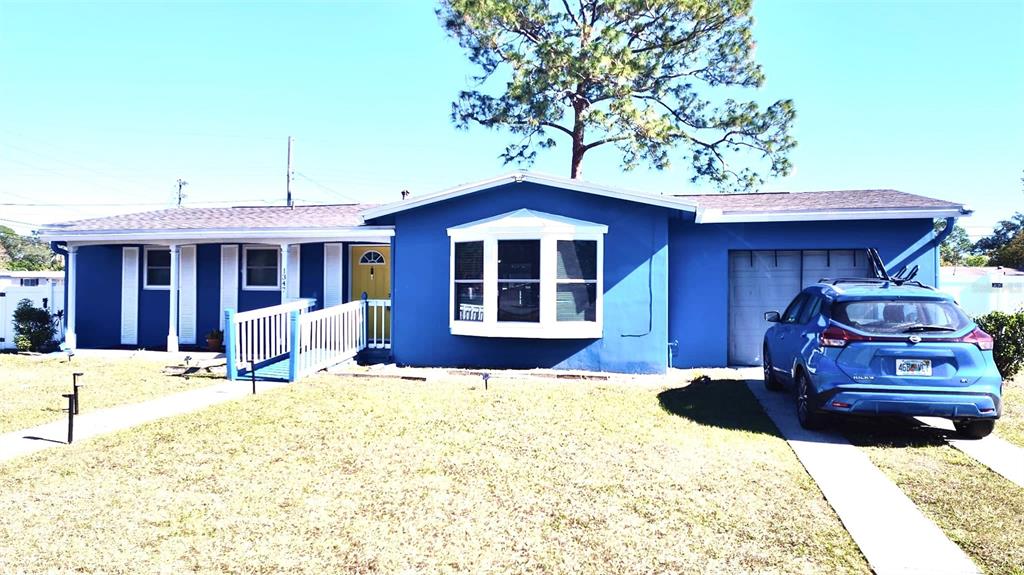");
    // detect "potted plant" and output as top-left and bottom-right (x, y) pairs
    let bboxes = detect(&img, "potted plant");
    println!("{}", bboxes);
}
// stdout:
(205, 328), (224, 351)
